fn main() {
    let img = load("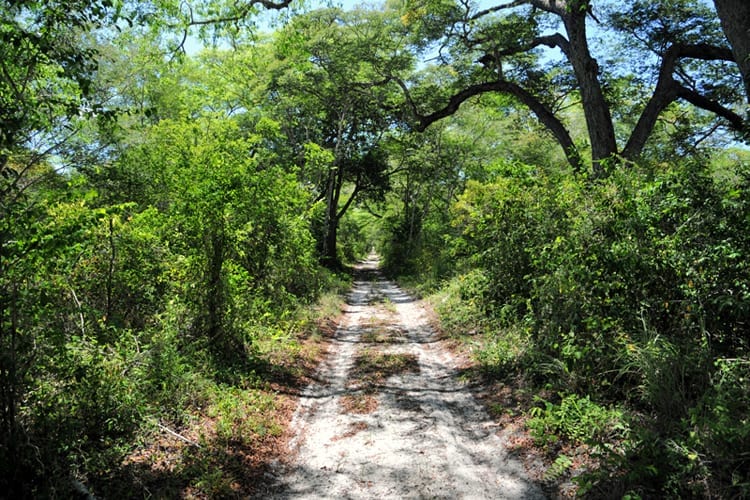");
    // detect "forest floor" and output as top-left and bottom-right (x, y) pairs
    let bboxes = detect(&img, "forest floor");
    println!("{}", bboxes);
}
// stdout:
(258, 256), (547, 499)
